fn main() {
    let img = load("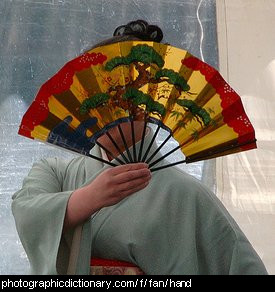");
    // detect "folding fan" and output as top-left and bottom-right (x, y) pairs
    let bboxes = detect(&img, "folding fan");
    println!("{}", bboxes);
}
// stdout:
(18, 40), (256, 171)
